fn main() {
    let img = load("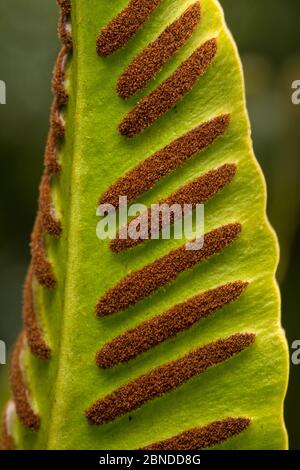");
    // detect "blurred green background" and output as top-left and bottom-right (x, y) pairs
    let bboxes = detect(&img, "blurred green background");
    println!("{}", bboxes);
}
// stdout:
(0, 0), (299, 449)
